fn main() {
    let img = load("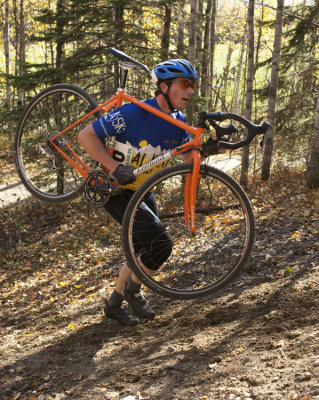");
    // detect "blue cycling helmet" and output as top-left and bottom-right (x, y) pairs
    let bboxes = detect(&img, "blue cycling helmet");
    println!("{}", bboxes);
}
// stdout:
(151, 59), (198, 84)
